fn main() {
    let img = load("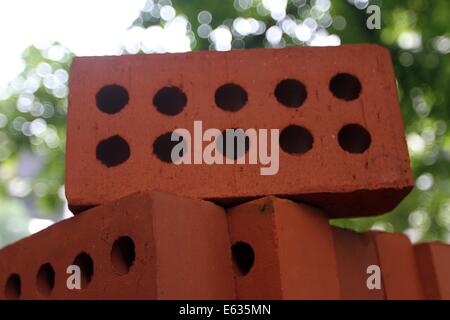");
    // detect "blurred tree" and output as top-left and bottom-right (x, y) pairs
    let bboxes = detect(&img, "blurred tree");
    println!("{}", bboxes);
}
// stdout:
(0, 44), (71, 246)
(0, 0), (449, 247)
